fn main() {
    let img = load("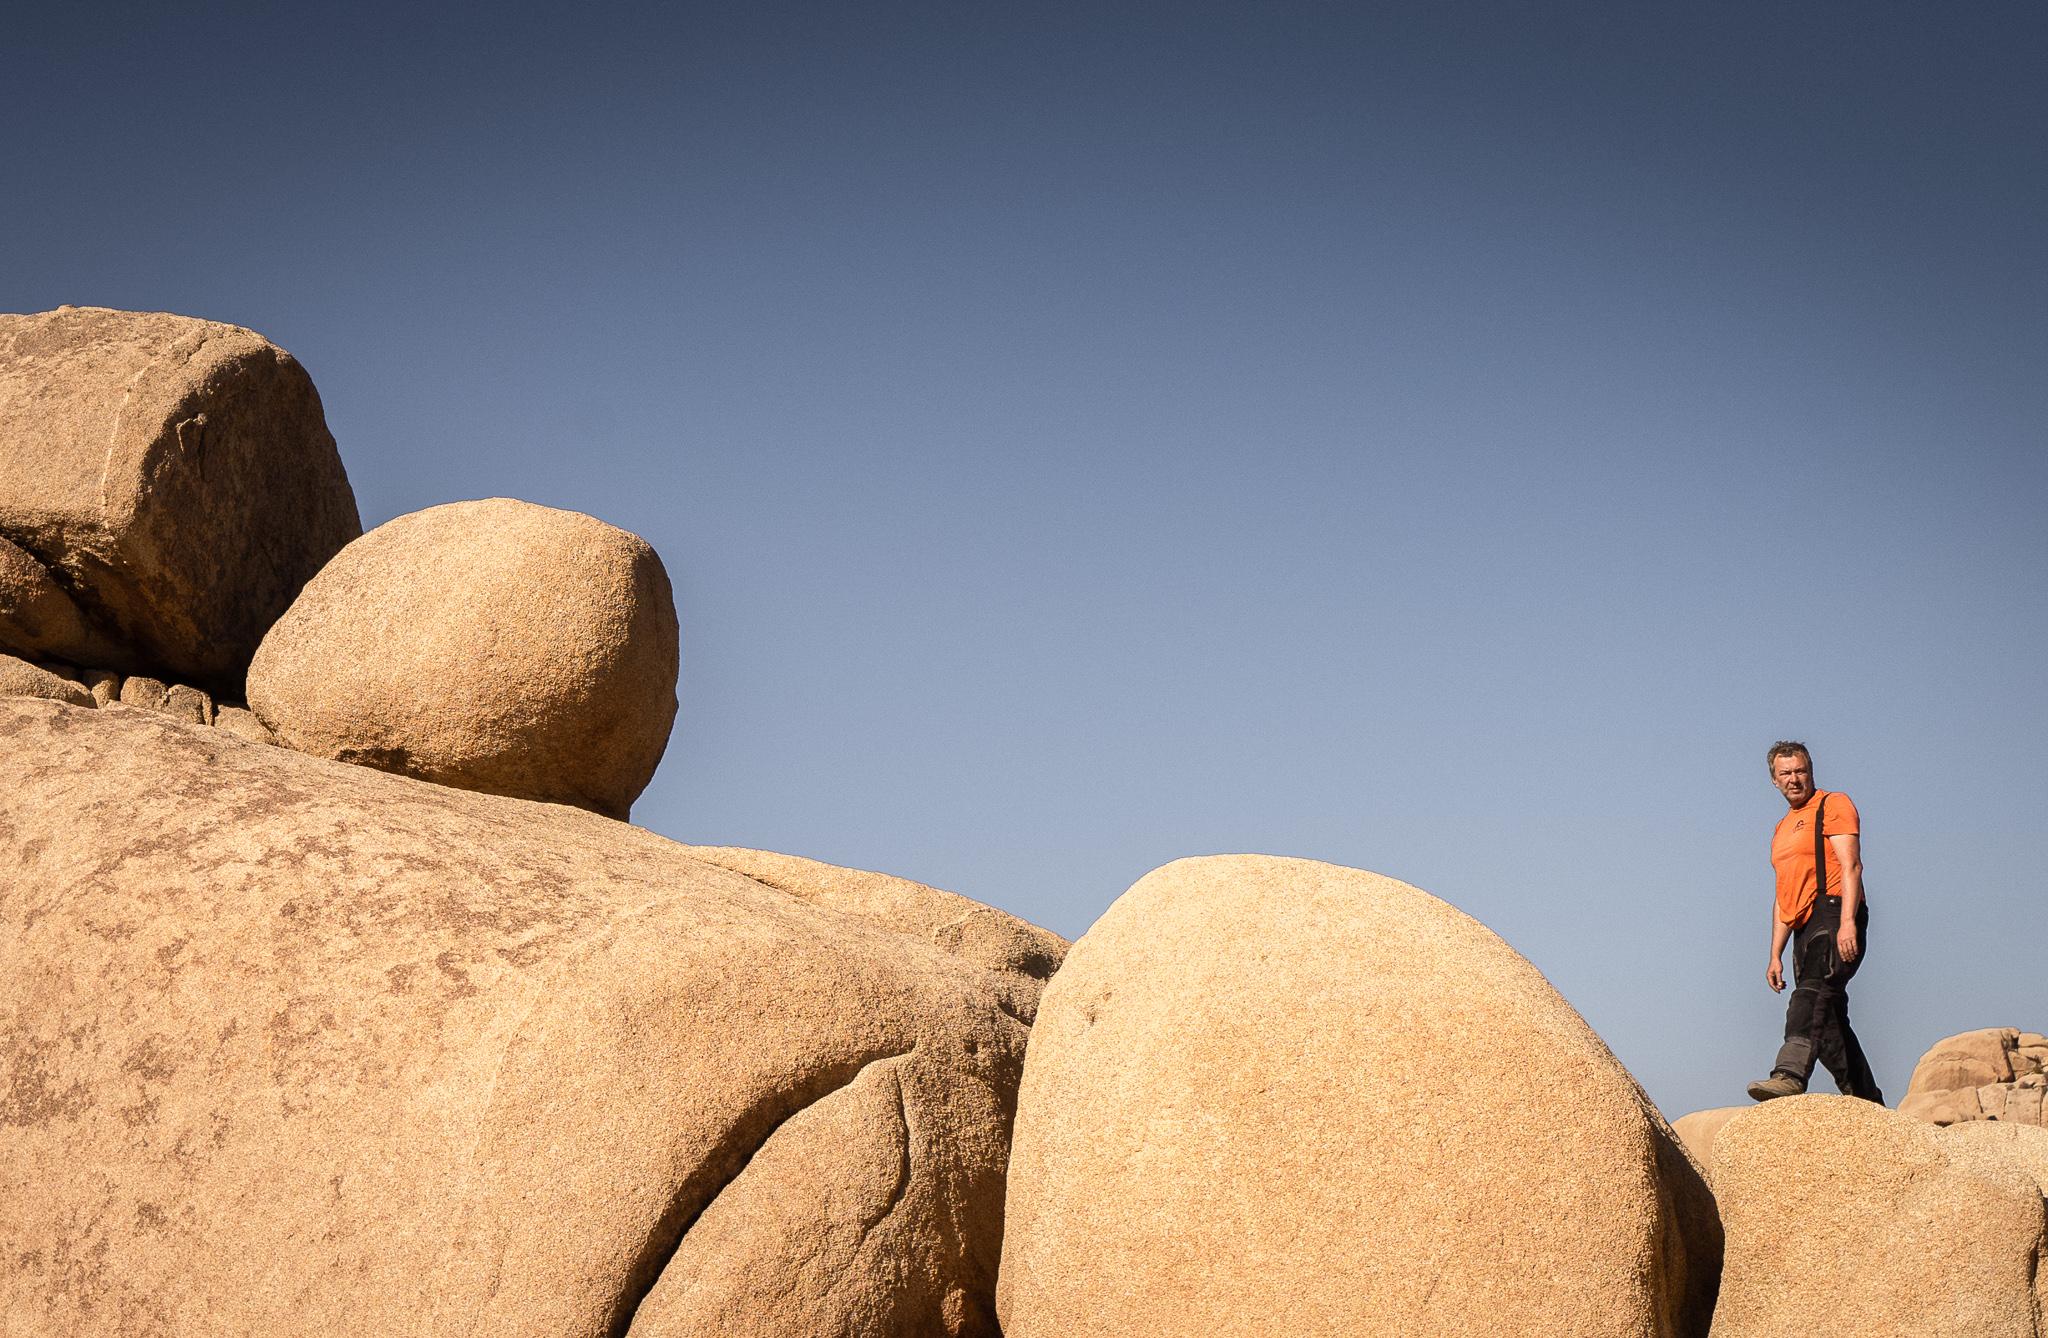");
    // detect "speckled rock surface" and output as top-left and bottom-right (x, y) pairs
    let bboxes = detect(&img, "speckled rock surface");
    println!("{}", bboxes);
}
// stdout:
(1944, 1120), (2048, 1195)
(247, 498), (678, 820)
(997, 854), (1720, 1338)
(0, 306), (360, 689)
(685, 845), (1067, 1020)
(1, 698), (1024, 1337)
(1713, 1095), (2047, 1337)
